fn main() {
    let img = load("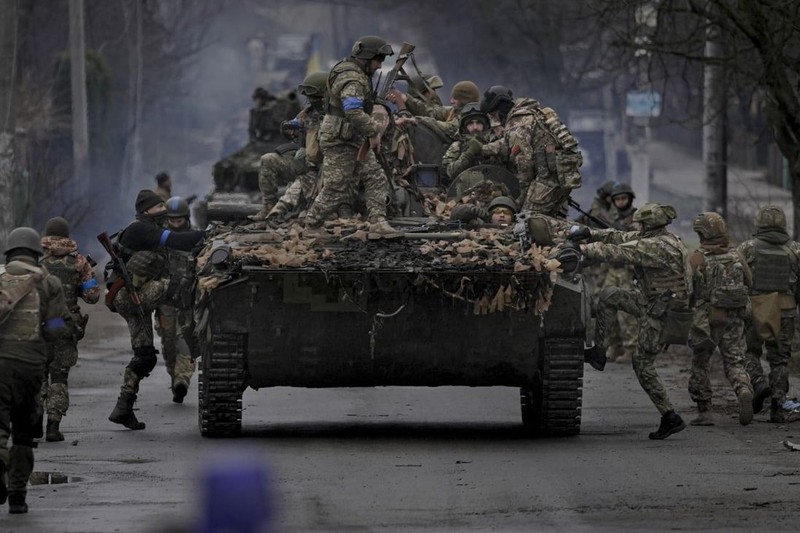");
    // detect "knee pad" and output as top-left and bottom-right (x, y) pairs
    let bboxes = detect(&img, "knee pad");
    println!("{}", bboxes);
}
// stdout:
(50, 368), (69, 385)
(127, 346), (159, 378)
